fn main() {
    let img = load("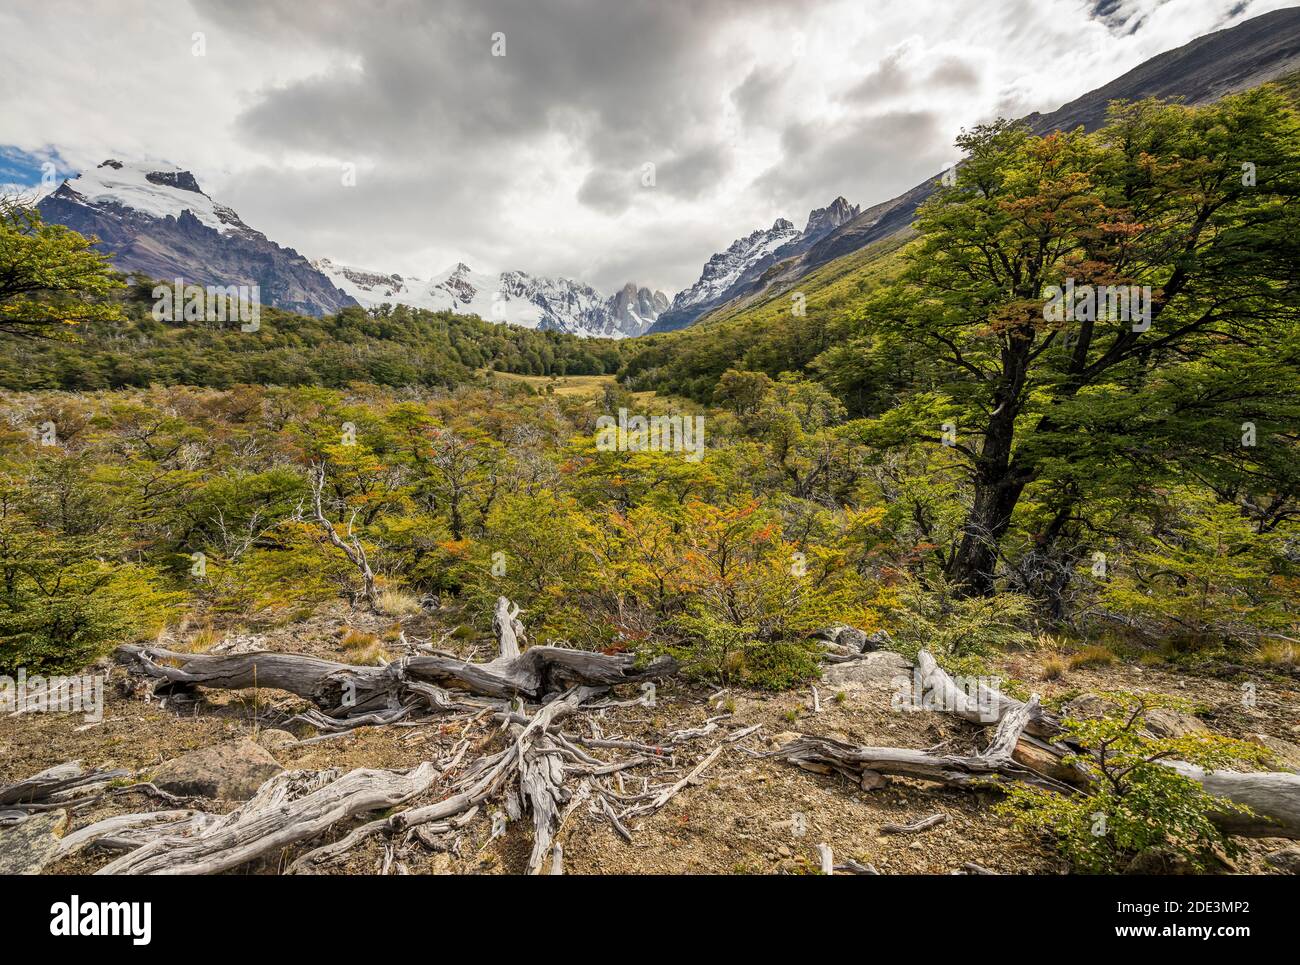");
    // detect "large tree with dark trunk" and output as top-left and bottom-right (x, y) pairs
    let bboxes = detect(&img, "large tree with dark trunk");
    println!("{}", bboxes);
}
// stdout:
(868, 87), (1300, 595)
